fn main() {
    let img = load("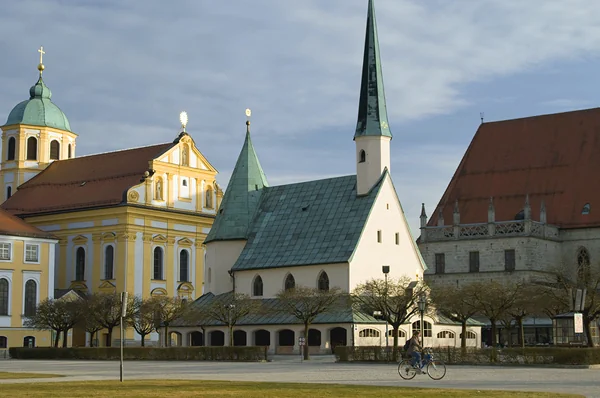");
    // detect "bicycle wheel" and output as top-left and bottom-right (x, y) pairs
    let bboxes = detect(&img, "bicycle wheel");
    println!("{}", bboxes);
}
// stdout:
(397, 359), (417, 380)
(427, 360), (446, 380)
